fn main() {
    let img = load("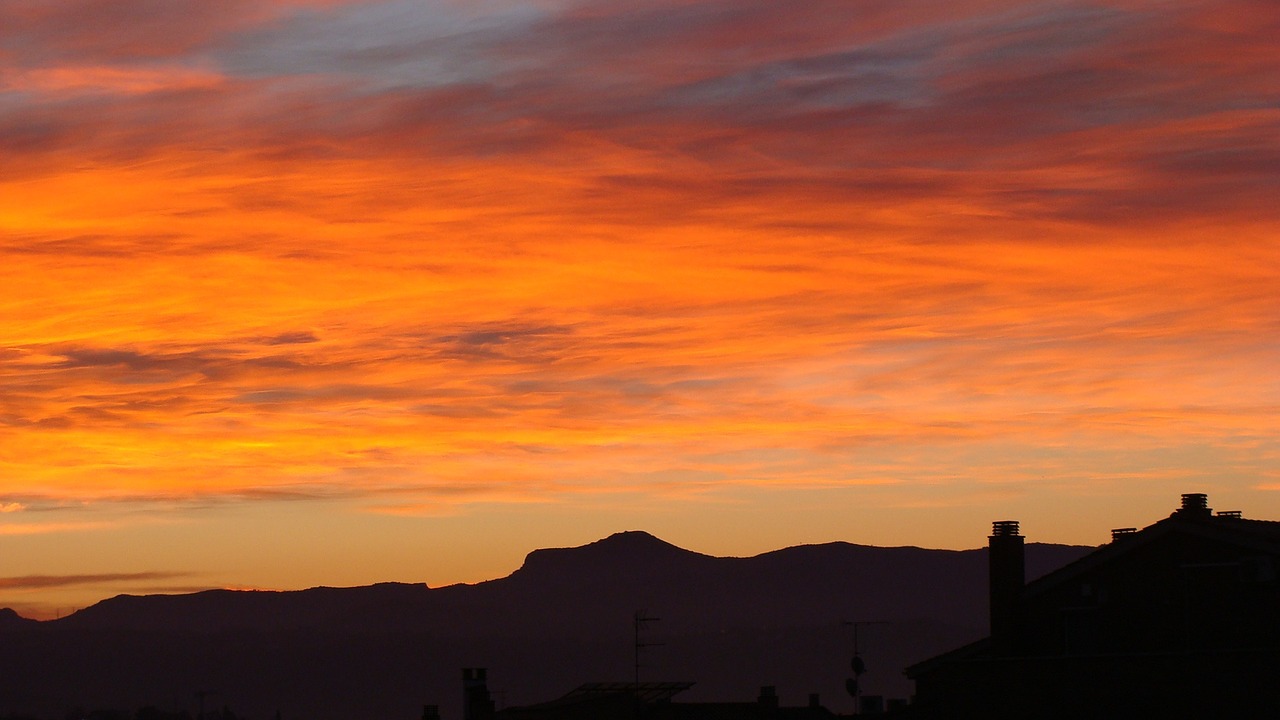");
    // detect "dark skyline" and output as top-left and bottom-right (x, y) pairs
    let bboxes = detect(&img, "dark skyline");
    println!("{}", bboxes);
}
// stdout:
(0, 527), (1092, 719)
